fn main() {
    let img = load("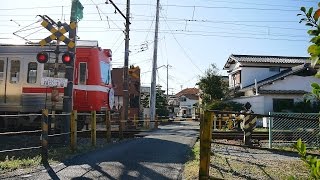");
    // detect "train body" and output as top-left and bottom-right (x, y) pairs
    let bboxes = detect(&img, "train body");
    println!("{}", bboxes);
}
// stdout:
(0, 42), (113, 130)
